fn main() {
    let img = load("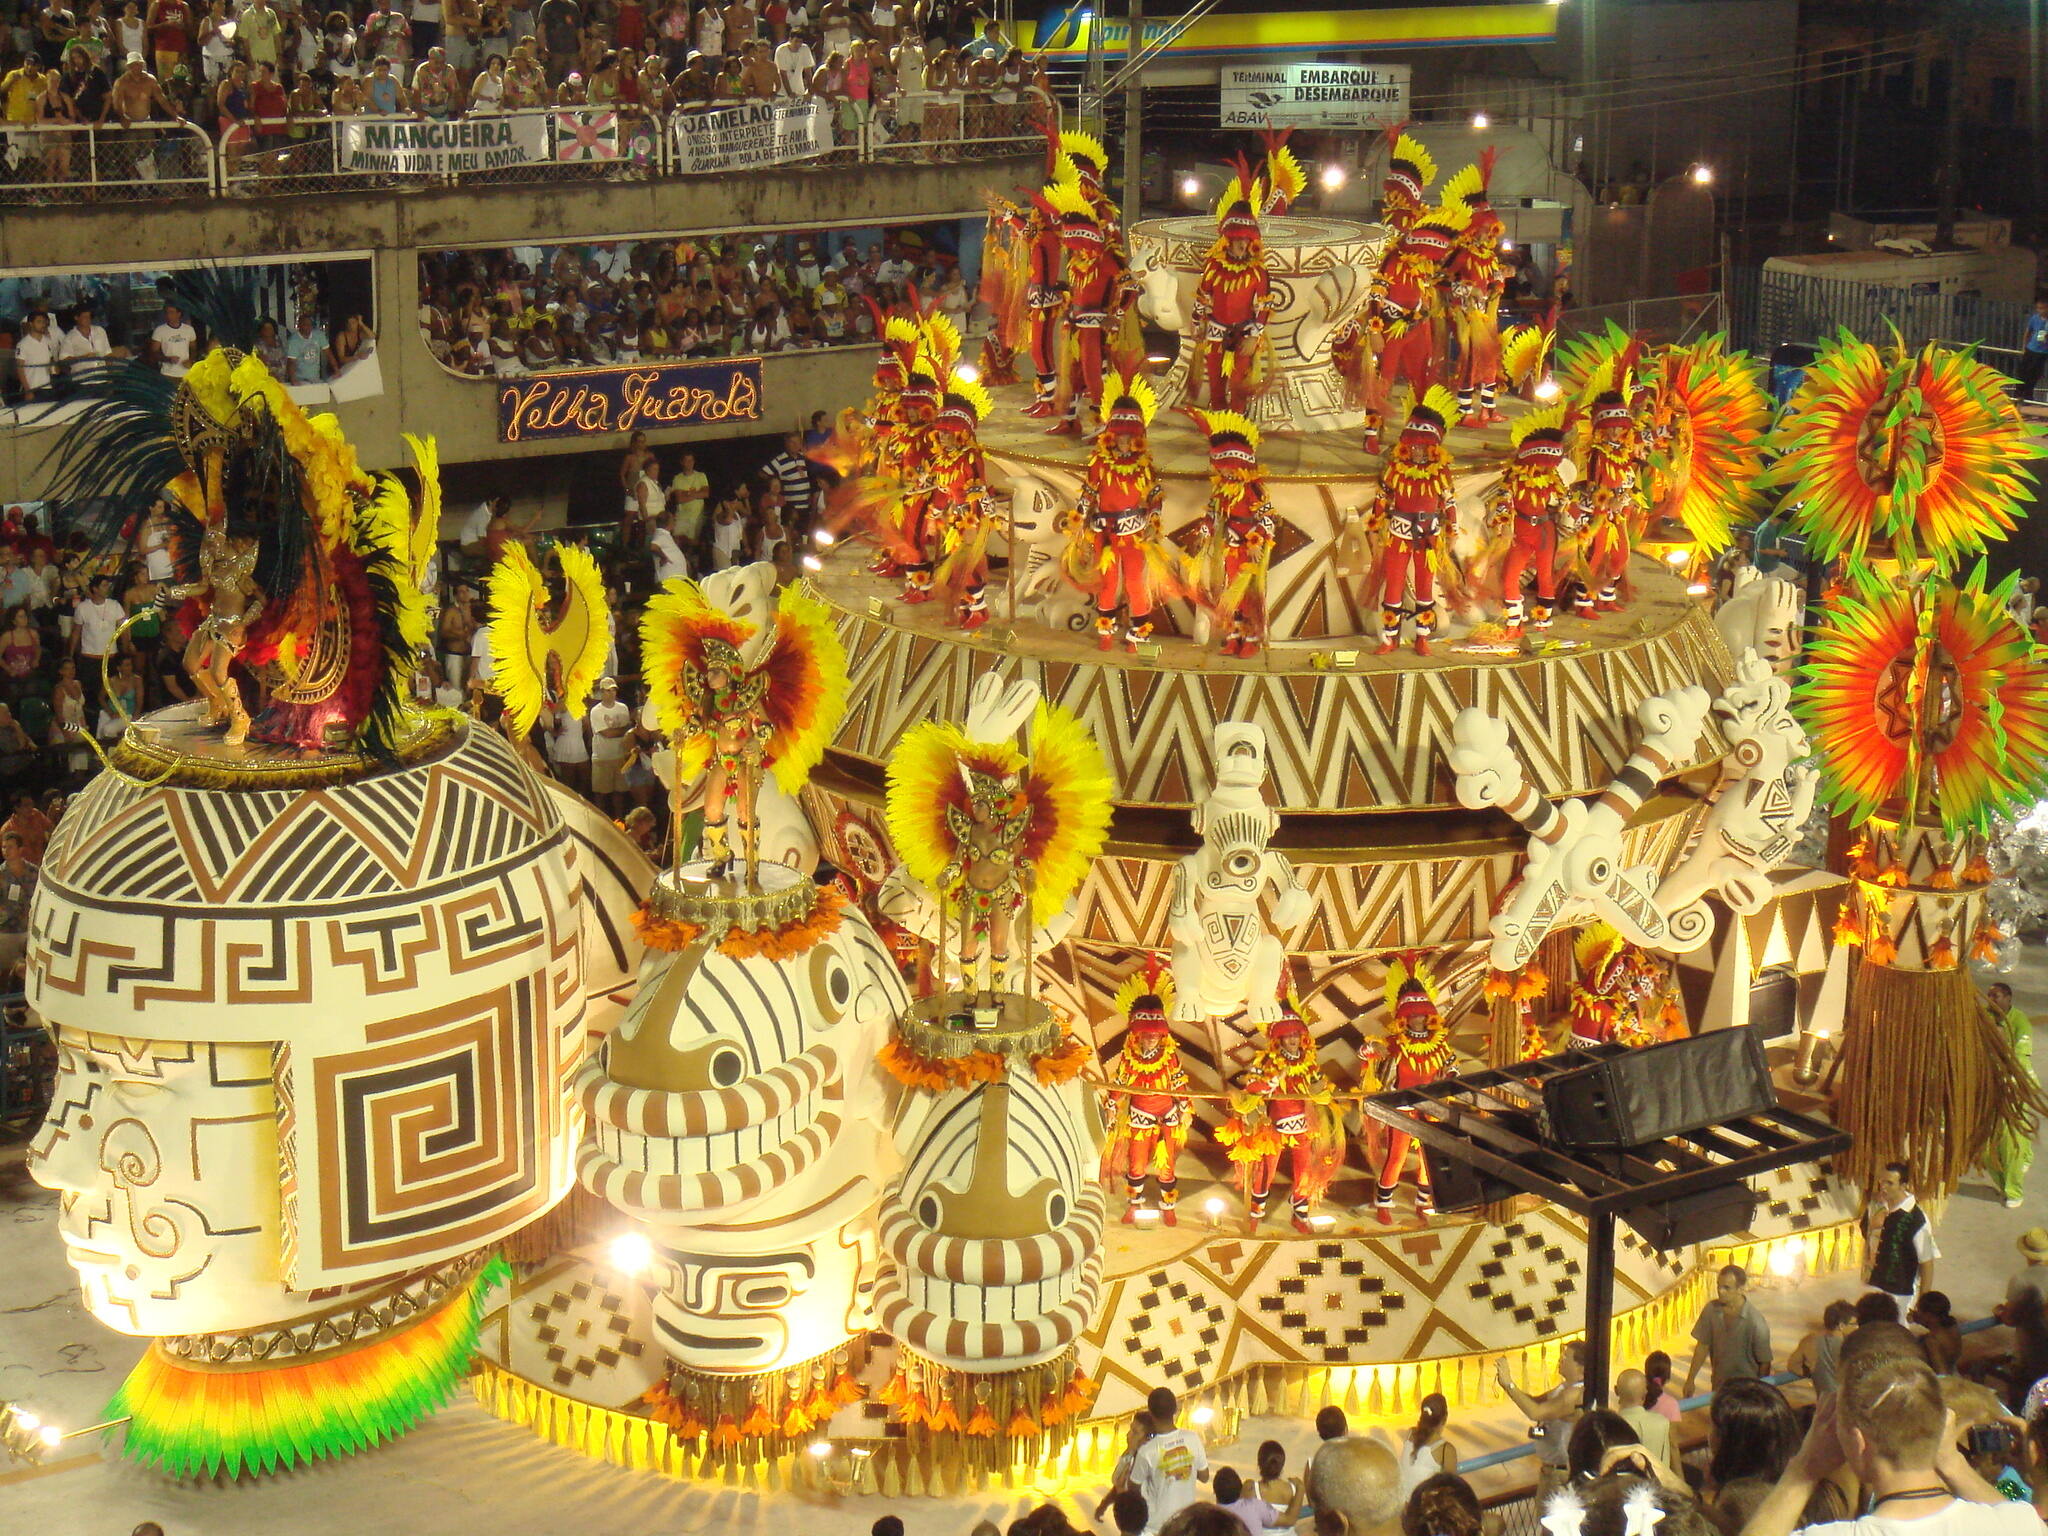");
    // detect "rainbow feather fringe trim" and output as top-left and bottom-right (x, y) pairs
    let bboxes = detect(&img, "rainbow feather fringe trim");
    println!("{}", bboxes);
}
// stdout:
(107, 1254), (509, 1479)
